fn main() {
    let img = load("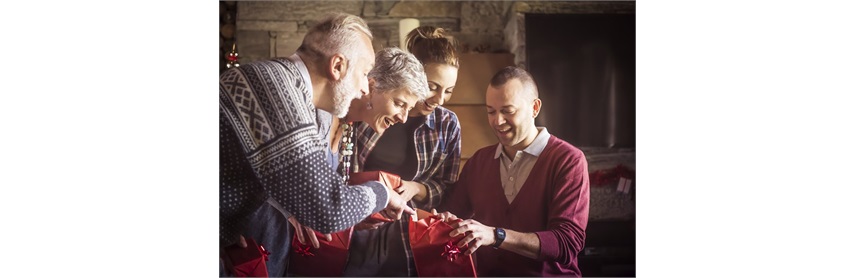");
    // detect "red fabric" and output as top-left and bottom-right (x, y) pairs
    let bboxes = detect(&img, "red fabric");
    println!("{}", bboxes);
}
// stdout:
(222, 238), (270, 277)
(286, 171), (401, 276)
(589, 164), (634, 186)
(287, 229), (352, 277)
(349, 171), (402, 222)
(409, 210), (477, 277)
(439, 136), (589, 277)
